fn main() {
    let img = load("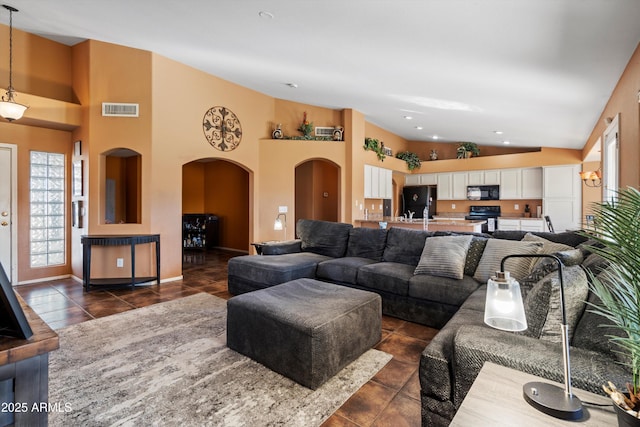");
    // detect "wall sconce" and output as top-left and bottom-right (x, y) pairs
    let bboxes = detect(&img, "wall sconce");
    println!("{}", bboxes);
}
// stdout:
(579, 168), (602, 187)
(0, 5), (28, 122)
(484, 254), (583, 420)
(273, 213), (286, 239)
